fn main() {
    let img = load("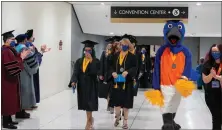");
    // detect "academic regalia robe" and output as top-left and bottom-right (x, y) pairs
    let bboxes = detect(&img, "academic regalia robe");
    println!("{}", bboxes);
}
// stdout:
(33, 47), (43, 103)
(20, 53), (39, 109)
(138, 53), (152, 88)
(109, 52), (137, 108)
(98, 51), (113, 99)
(70, 58), (100, 111)
(1, 45), (24, 115)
